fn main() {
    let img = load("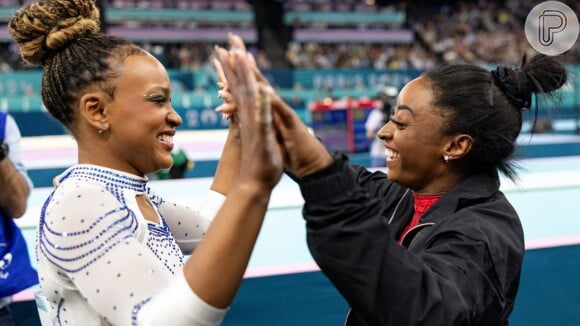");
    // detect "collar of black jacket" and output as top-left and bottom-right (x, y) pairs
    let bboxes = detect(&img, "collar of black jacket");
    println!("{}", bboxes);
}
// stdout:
(436, 170), (501, 216)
